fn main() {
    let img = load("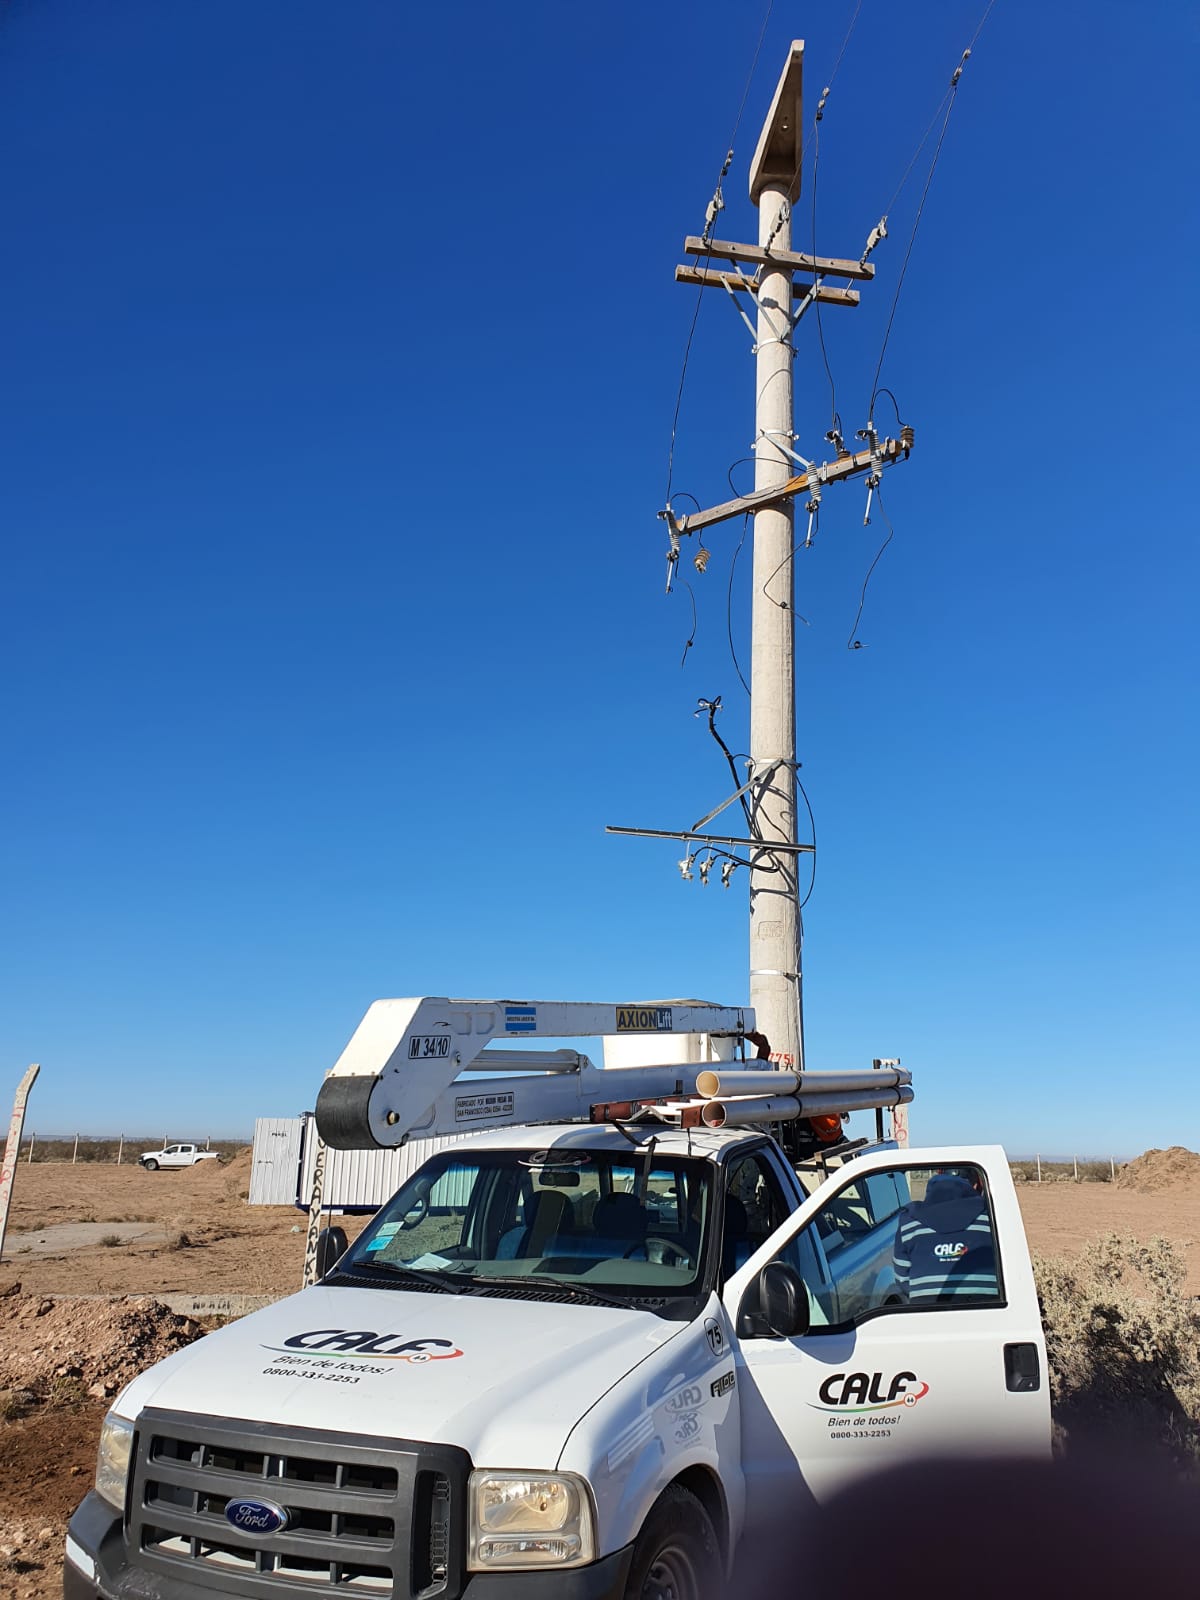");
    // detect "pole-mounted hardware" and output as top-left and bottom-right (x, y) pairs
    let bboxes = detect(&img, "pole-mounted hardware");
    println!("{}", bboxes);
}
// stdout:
(658, 429), (914, 545)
